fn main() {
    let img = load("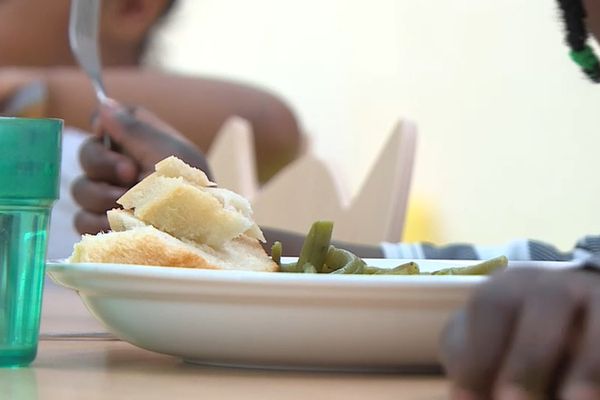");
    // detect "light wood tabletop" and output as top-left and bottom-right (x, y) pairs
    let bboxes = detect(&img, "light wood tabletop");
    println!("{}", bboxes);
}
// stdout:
(0, 279), (450, 400)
